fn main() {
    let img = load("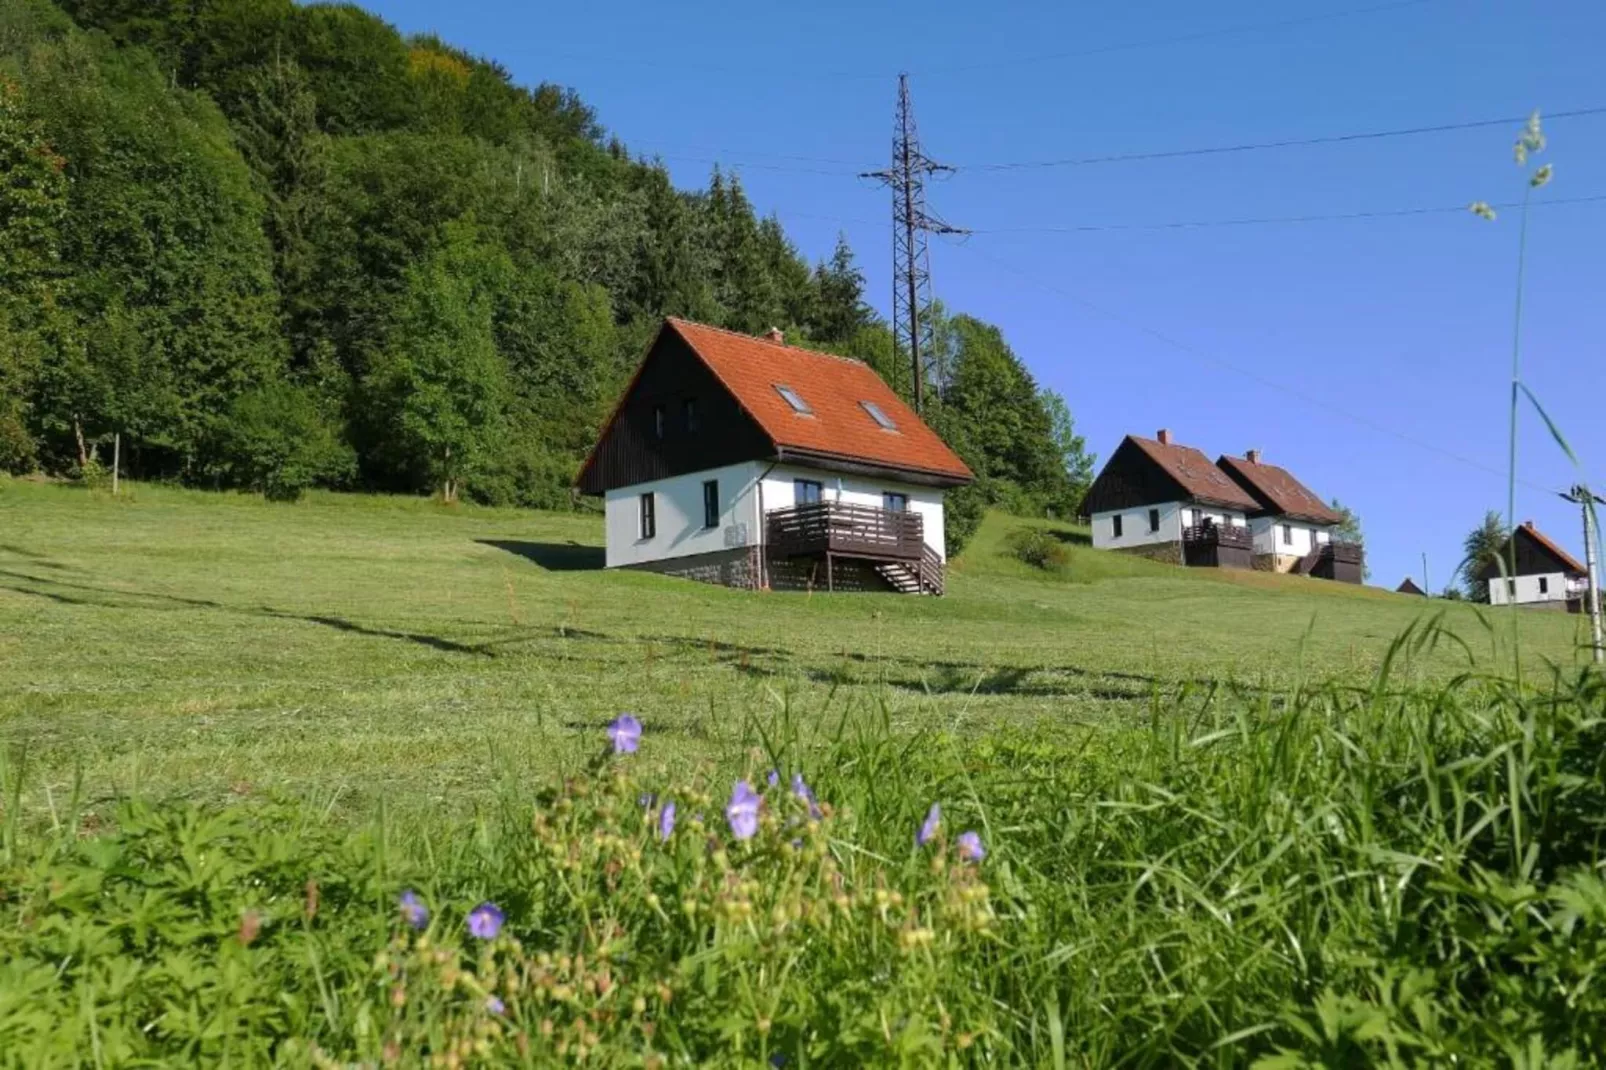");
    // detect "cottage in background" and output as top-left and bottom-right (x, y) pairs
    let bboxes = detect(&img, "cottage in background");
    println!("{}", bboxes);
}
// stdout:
(576, 319), (972, 594)
(1217, 450), (1363, 583)
(1480, 521), (1590, 610)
